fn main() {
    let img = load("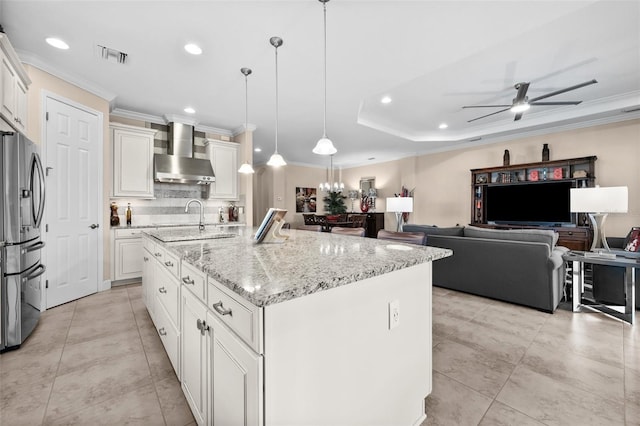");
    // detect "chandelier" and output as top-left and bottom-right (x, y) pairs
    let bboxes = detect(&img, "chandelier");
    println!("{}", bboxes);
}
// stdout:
(319, 155), (344, 192)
